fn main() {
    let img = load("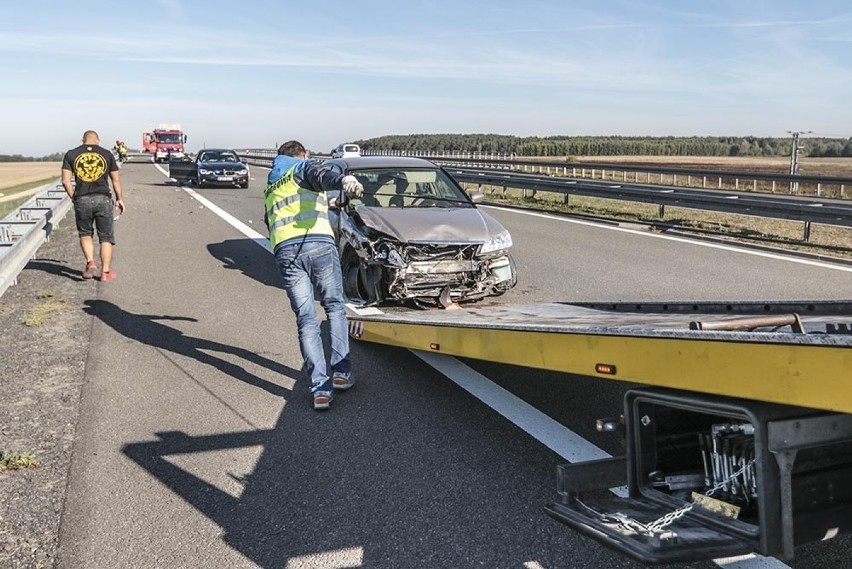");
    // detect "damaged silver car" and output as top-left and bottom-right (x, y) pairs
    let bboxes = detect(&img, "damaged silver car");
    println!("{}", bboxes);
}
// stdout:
(322, 157), (517, 308)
